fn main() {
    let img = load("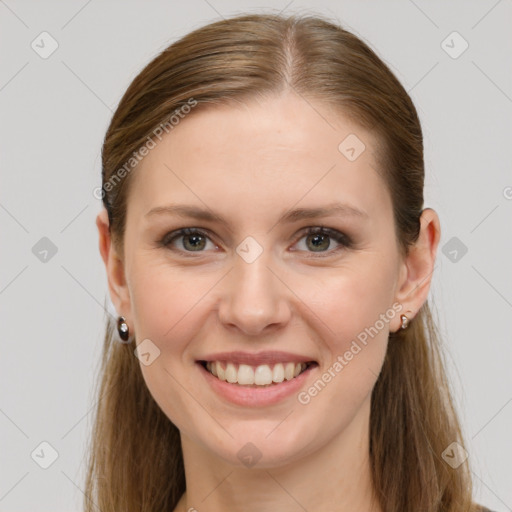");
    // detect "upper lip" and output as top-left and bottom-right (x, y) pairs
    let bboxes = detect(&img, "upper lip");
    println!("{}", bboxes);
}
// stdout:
(197, 351), (317, 366)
